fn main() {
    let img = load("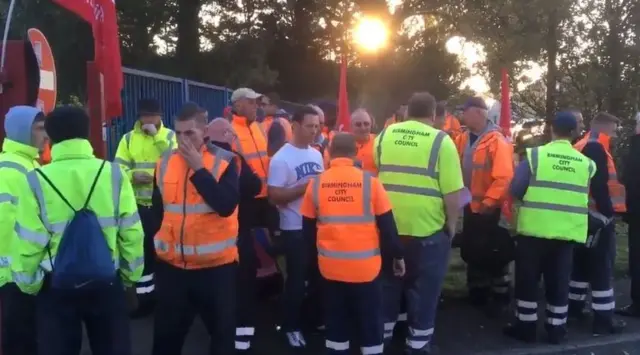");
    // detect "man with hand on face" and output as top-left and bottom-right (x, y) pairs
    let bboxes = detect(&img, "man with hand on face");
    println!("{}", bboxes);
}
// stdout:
(268, 106), (324, 350)
(150, 103), (240, 355)
(114, 98), (177, 318)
